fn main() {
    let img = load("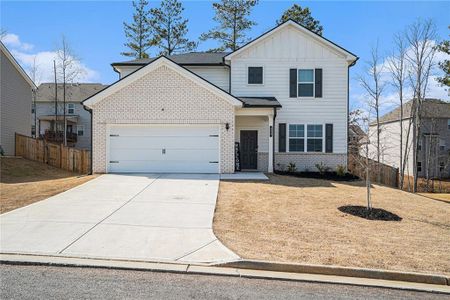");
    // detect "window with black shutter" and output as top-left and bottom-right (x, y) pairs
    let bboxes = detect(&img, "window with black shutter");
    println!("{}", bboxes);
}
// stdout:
(279, 123), (286, 152)
(325, 124), (333, 153)
(248, 67), (263, 84)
